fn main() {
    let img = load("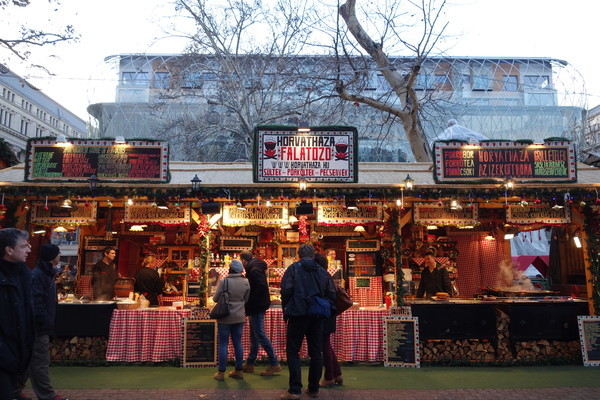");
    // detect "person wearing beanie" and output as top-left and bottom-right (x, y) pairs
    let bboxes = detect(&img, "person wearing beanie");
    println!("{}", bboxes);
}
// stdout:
(14, 243), (69, 400)
(239, 250), (281, 377)
(211, 257), (249, 381)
